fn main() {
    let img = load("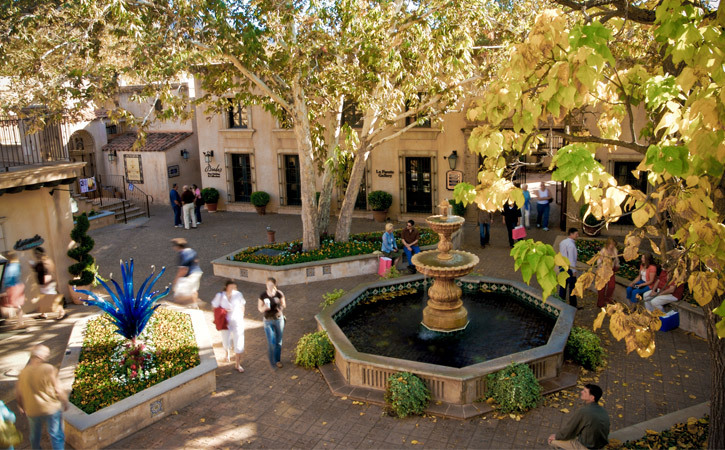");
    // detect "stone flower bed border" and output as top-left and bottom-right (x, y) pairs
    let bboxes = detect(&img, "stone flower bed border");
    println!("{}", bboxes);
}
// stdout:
(212, 229), (461, 286)
(59, 306), (217, 450)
